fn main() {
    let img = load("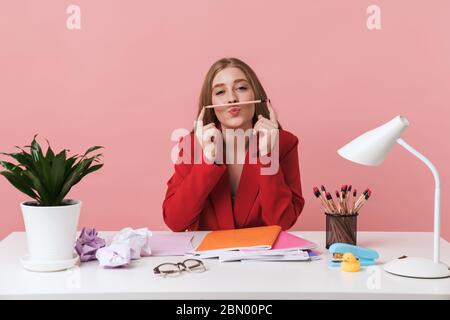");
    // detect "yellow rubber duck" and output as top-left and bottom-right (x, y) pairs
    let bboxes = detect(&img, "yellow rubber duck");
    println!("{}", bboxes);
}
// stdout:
(340, 252), (361, 272)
